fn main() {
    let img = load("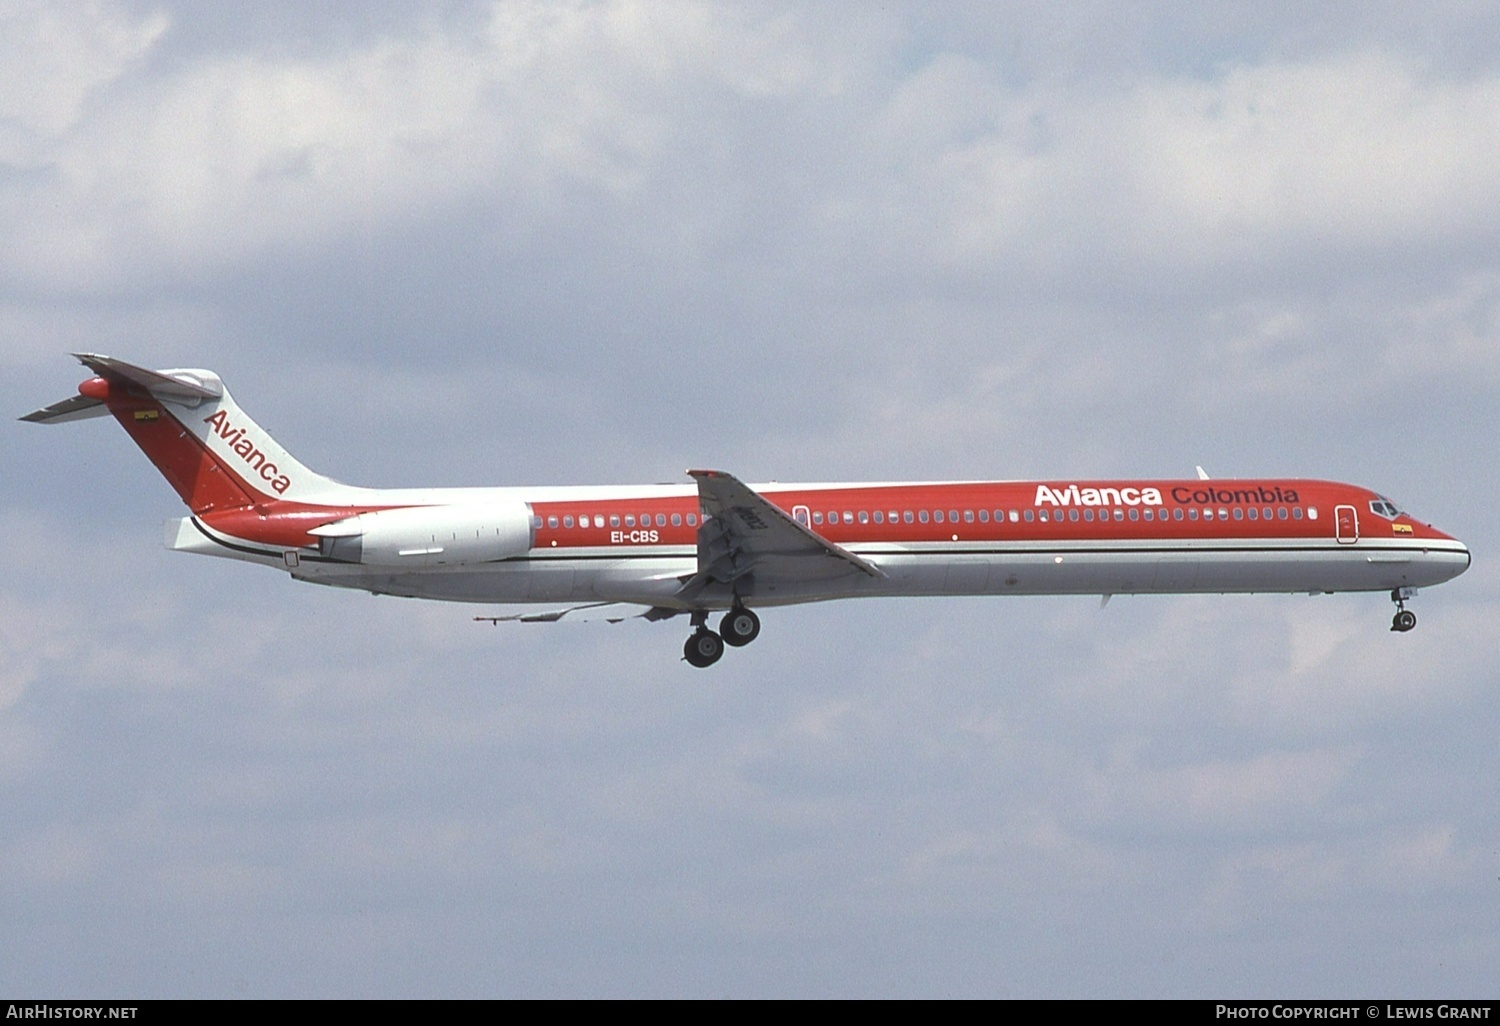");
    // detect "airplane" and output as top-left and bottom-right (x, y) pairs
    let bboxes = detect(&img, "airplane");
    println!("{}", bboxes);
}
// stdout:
(24, 354), (1471, 667)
